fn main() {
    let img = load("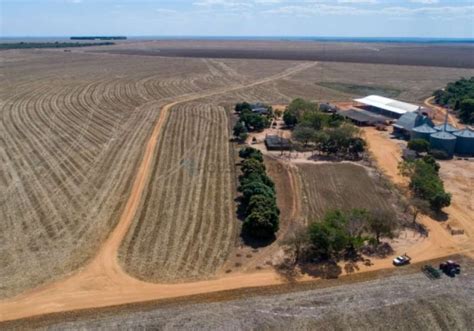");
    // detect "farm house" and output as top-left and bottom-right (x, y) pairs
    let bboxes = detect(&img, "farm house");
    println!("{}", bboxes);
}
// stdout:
(354, 95), (427, 119)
